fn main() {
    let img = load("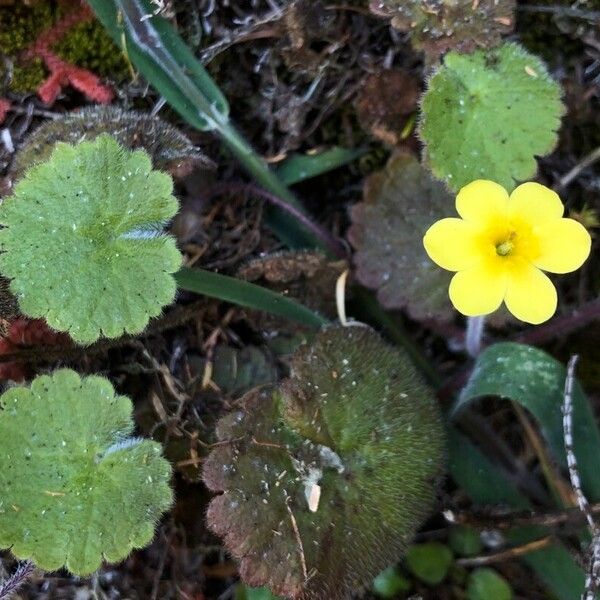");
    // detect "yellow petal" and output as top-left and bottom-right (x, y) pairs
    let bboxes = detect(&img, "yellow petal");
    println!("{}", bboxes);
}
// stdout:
(423, 218), (480, 271)
(456, 180), (509, 224)
(508, 182), (564, 225)
(533, 218), (592, 273)
(448, 261), (507, 316)
(504, 259), (557, 324)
